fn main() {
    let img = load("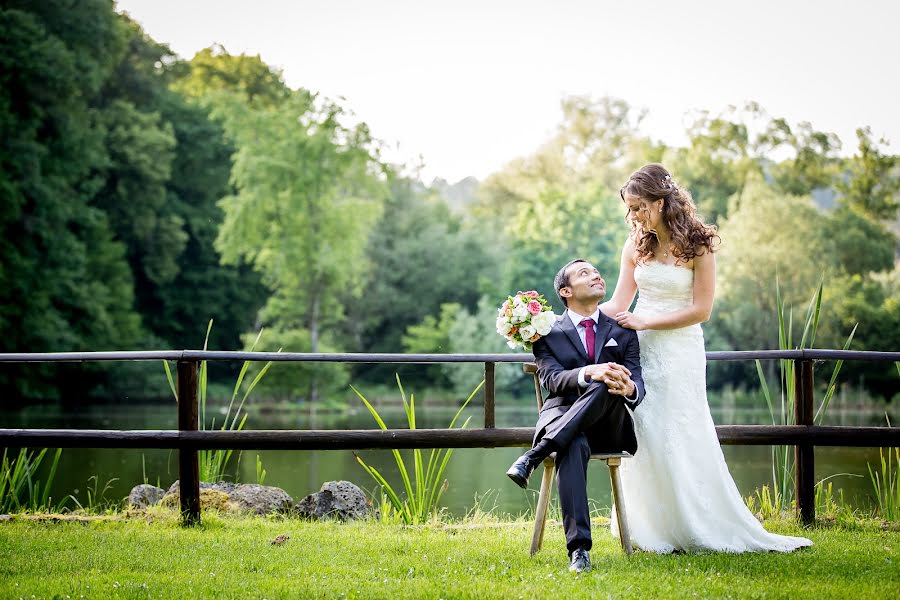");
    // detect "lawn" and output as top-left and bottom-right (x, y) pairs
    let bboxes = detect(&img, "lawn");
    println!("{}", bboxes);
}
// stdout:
(0, 513), (897, 599)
